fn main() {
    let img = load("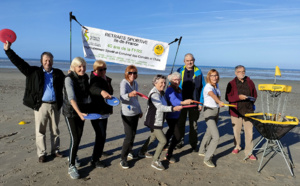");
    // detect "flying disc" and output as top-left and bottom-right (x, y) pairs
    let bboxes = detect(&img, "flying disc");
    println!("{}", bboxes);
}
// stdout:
(247, 96), (256, 102)
(182, 105), (197, 108)
(84, 113), (102, 120)
(223, 103), (237, 107)
(0, 29), (17, 43)
(105, 96), (120, 106)
(136, 92), (149, 100)
(191, 100), (202, 104)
